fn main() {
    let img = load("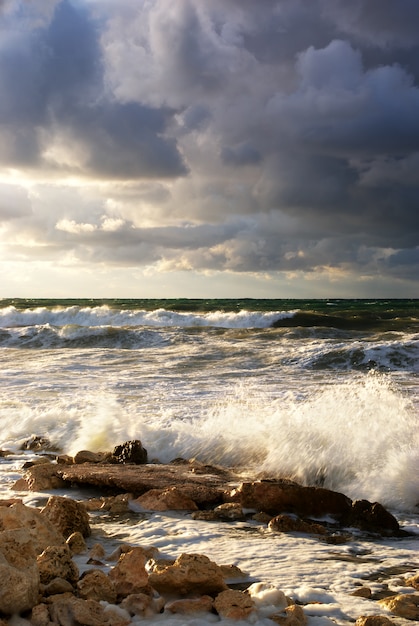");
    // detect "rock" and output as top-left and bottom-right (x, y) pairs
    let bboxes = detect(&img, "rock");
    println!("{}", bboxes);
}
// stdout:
(42, 577), (75, 596)
(268, 513), (328, 536)
(132, 486), (198, 511)
(112, 440), (148, 464)
(148, 553), (228, 597)
(0, 528), (40, 615)
(214, 589), (256, 620)
(41, 495), (91, 539)
(18, 462), (67, 491)
(406, 573), (419, 590)
(100, 493), (133, 513)
(31, 603), (51, 626)
(247, 582), (288, 612)
(89, 542), (106, 561)
(378, 593), (419, 620)
(270, 603), (307, 626)
(108, 546), (151, 598)
(213, 502), (246, 521)
(0, 502), (65, 554)
(166, 595), (214, 614)
(233, 480), (352, 520)
(37, 544), (79, 586)
(351, 587), (372, 598)
(120, 592), (165, 617)
(355, 617), (394, 626)
(77, 569), (117, 603)
(220, 563), (247, 582)
(73, 450), (109, 464)
(48, 595), (113, 626)
(108, 543), (158, 563)
(20, 435), (58, 452)
(66, 531), (87, 555)
(345, 500), (400, 535)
